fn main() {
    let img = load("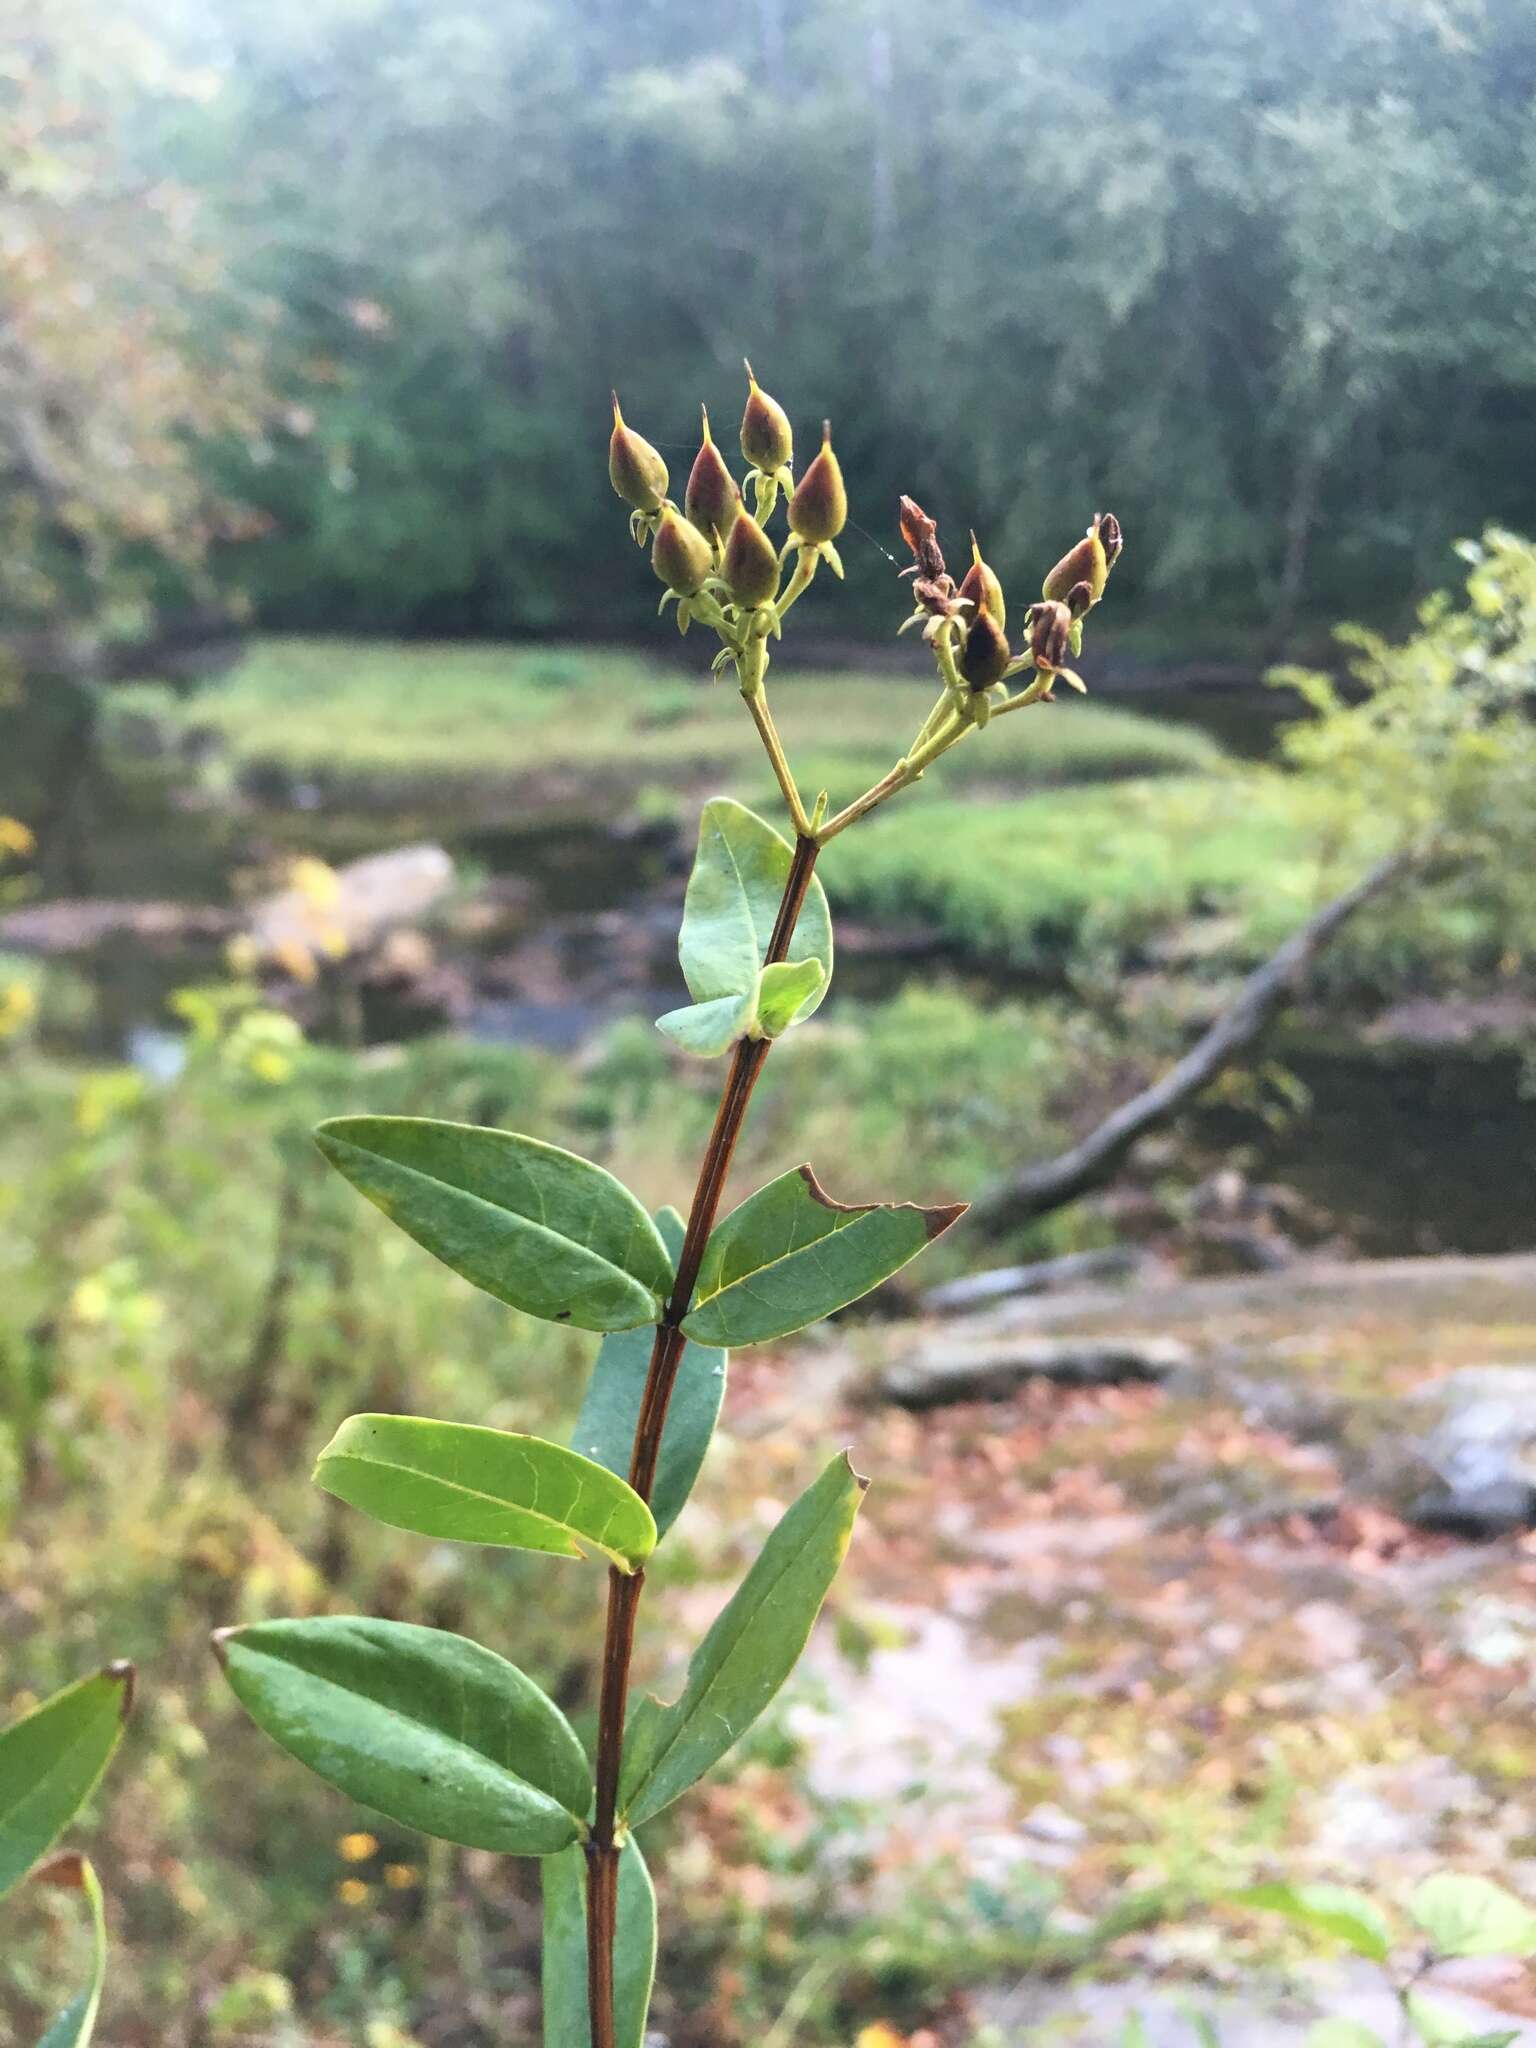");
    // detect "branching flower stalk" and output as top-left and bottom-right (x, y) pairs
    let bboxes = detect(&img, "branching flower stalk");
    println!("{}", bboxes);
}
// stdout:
(208, 364), (1123, 2048)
